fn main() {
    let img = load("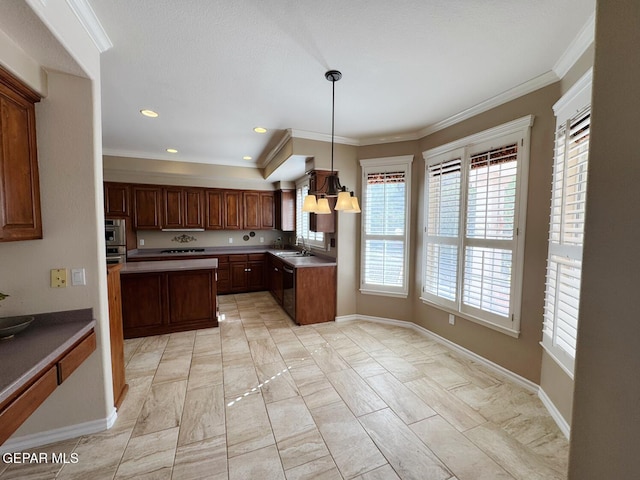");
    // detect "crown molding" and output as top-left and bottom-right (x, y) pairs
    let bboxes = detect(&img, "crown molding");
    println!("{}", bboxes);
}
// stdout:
(289, 129), (360, 146)
(417, 71), (556, 139)
(102, 148), (258, 169)
(358, 131), (422, 146)
(553, 12), (595, 79)
(259, 129), (293, 169)
(66, 0), (112, 53)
